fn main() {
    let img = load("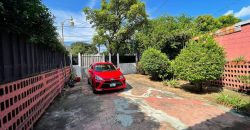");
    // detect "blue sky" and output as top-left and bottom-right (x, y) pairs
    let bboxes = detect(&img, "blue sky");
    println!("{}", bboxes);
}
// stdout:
(42, 0), (250, 46)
